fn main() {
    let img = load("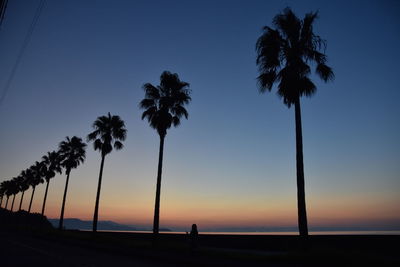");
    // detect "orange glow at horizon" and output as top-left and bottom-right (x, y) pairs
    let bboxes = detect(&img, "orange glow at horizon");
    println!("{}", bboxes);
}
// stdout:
(31, 188), (400, 229)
